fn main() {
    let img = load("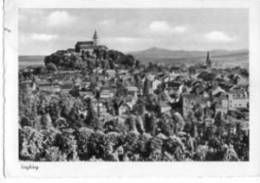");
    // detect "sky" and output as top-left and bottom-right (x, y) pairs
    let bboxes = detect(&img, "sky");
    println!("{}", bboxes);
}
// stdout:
(19, 8), (248, 55)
